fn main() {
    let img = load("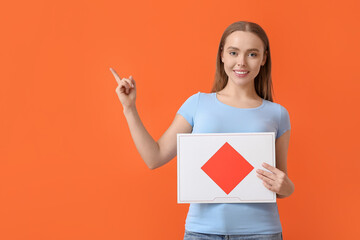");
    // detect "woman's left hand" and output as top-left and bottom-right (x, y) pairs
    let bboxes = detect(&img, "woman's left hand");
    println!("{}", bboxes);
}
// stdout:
(256, 162), (294, 197)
